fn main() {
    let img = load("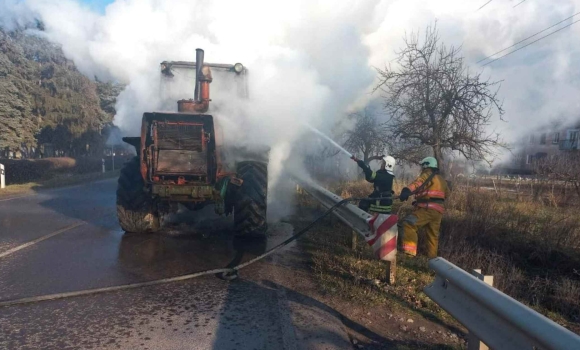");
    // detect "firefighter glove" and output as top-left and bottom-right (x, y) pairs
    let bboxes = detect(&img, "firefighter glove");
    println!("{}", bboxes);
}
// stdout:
(400, 187), (412, 201)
